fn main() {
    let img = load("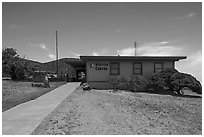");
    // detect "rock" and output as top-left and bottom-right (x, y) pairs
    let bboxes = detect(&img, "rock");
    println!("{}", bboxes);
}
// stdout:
(82, 83), (91, 90)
